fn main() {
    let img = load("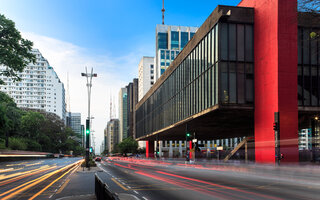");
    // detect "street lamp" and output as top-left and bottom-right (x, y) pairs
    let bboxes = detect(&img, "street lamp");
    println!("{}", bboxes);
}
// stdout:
(81, 67), (97, 168)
